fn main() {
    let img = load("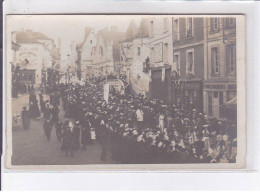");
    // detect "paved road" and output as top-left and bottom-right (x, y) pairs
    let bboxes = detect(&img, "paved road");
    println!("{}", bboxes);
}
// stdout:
(11, 94), (117, 165)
